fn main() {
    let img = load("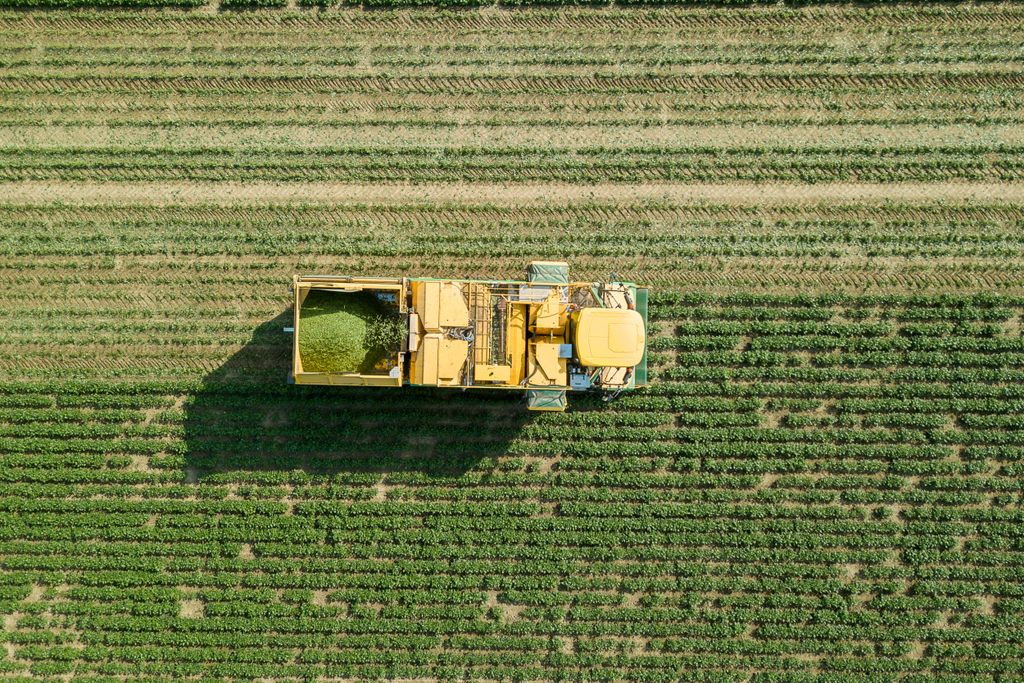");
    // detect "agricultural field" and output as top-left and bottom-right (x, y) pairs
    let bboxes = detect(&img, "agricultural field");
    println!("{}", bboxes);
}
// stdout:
(1, 3), (1024, 682)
